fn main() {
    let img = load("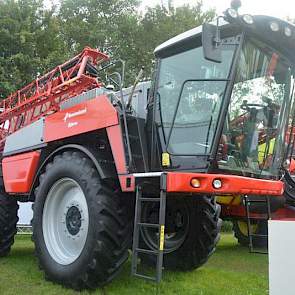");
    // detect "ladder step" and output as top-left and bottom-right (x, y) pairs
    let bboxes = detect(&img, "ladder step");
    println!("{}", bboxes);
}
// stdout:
(131, 184), (167, 283)
(246, 200), (269, 203)
(133, 273), (157, 282)
(244, 195), (270, 255)
(250, 250), (268, 254)
(136, 248), (159, 255)
(138, 222), (160, 228)
(139, 197), (161, 202)
(250, 234), (268, 238)
(247, 217), (269, 221)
